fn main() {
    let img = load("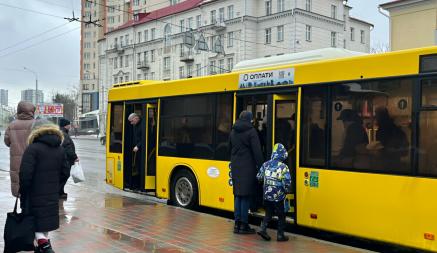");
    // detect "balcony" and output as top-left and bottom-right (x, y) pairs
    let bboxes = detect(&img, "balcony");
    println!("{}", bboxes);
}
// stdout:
(137, 61), (150, 70)
(180, 52), (194, 63)
(211, 20), (226, 31)
(112, 43), (124, 54)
